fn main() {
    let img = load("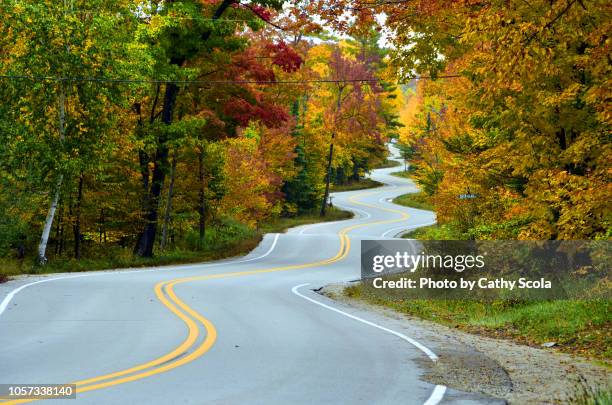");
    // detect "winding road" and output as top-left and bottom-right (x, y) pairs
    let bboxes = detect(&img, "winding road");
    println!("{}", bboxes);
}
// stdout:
(0, 146), (499, 404)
